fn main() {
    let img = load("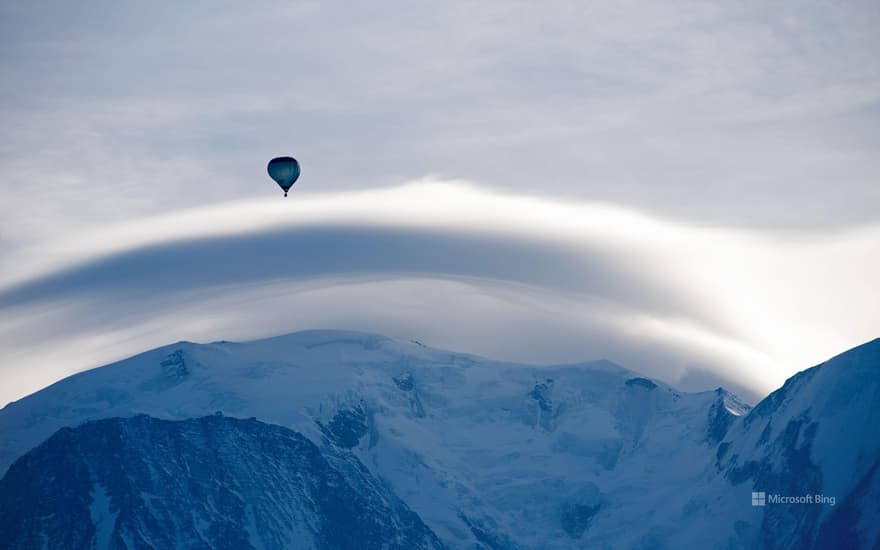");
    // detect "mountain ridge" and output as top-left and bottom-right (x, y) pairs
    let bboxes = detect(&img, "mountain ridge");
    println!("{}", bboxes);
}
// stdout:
(0, 413), (444, 550)
(0, 330), (877, 548)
